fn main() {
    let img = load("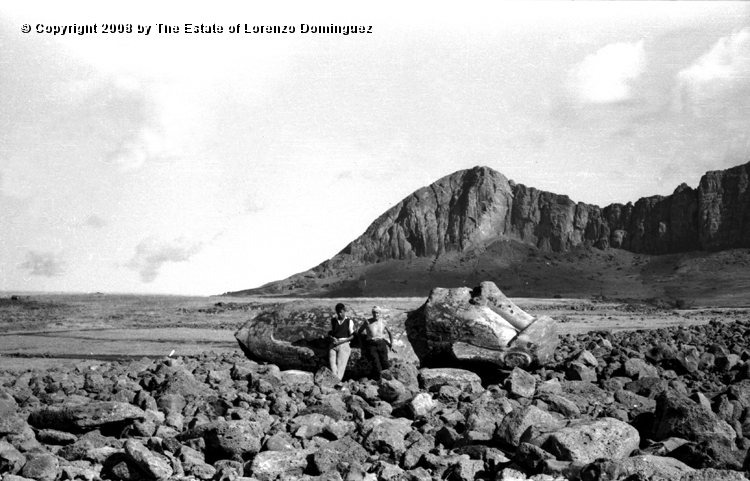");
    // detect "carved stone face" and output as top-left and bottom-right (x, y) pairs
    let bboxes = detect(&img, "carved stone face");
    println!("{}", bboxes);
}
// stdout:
(405, 281), (558, 368)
